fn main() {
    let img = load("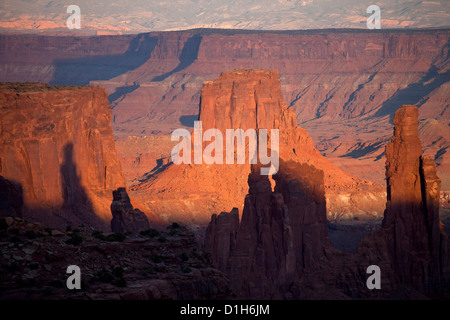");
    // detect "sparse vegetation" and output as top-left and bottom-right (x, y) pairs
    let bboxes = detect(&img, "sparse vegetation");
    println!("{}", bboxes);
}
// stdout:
(180, 253), (189, 261)
(65, 233), (83, 246)
(181, 266), (192, 273)
(93, 267), (126, 287)
(171, 222), (180, 229)
(151, 254), (162, 263)
(91, 230), (105, 240)
(49, 280), (64, 288)
(112, 266), (124, 278)
(24, 230), (36, 239)
(0, 218), (7, 230)
(105, 232), (126, 242)
(9, 228), (19, 236)
(139, 228), (160, 238)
